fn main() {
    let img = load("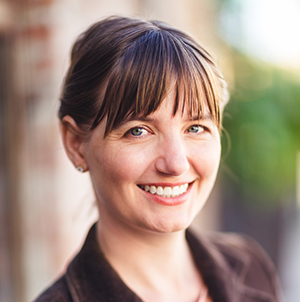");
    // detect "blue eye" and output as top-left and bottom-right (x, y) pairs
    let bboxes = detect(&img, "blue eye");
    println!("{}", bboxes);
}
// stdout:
(130, 127), (146, 136)
(187, 125), (204, 133)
